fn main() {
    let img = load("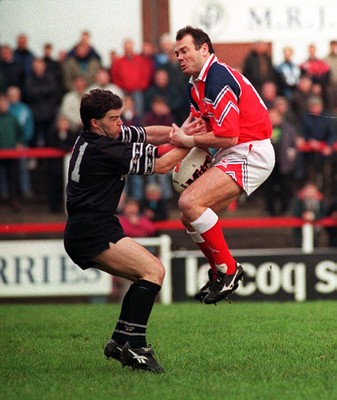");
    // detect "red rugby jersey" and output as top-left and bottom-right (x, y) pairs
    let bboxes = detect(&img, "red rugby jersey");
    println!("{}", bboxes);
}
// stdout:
(188, 54), (272, 144)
